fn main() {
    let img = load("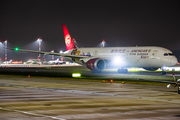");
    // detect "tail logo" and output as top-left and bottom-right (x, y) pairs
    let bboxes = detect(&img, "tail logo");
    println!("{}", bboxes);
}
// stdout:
(62, 24), (77, 50)
(65, 34), (71, 47)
